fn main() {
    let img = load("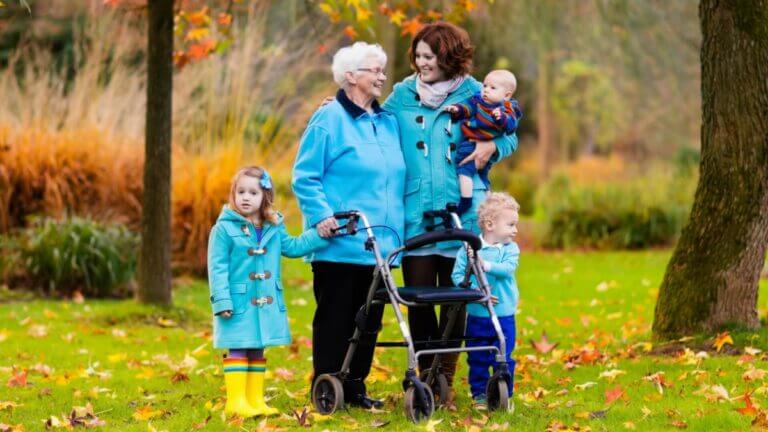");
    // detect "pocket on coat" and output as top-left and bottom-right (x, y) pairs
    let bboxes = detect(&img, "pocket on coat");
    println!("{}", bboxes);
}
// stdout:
(275, 281), (287, 312)
(230, 283), (248, 315)
(404, 178), (423, 225)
